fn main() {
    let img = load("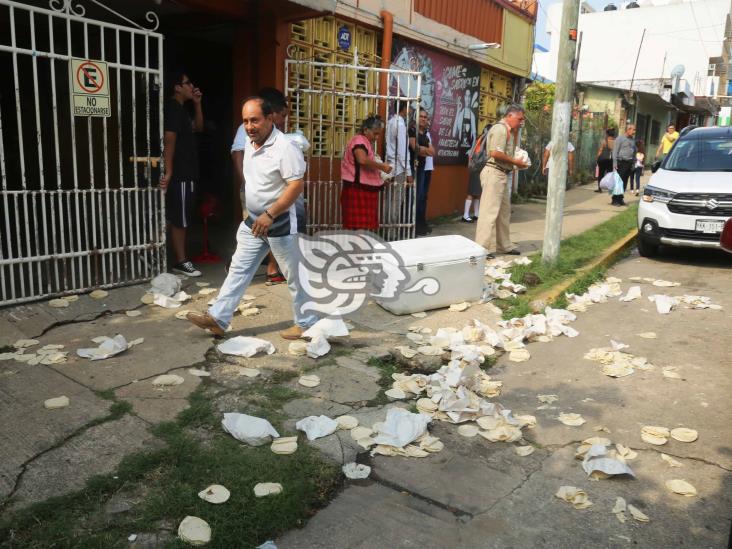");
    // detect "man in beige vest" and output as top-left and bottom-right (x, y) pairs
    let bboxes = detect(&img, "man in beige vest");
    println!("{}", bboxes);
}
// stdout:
(474, 105), (527, 258)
